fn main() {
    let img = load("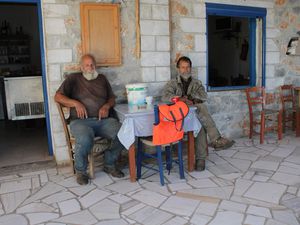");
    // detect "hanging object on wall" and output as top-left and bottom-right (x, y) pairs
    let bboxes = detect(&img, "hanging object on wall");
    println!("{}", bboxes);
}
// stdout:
(286, 35), (300, 56)
(240, 39), (249, 61)
(111, 0), (126, 6)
